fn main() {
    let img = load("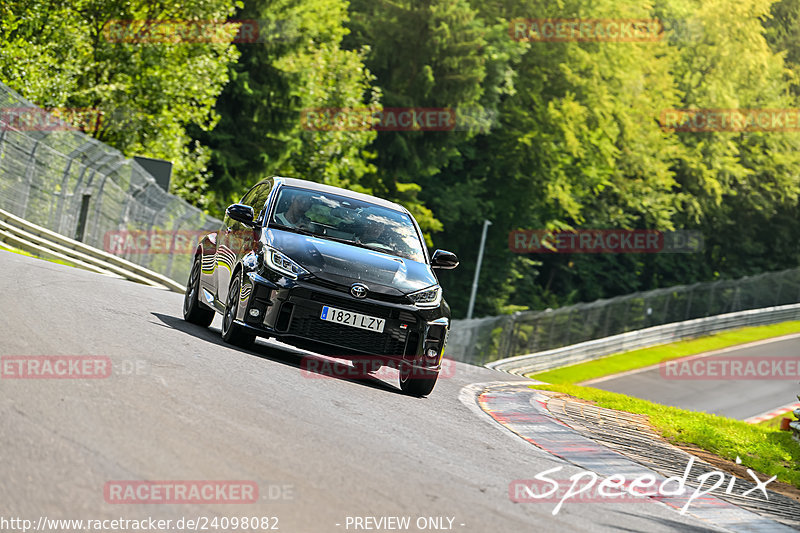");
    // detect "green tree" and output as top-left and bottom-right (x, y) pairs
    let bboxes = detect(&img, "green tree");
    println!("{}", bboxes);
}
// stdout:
(662, 0), (800, 281)
(195, 0), (379, 216)
(434, 0), (684, 316)
(345, 0), (492, 236)
(0, 0), (240, 209)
